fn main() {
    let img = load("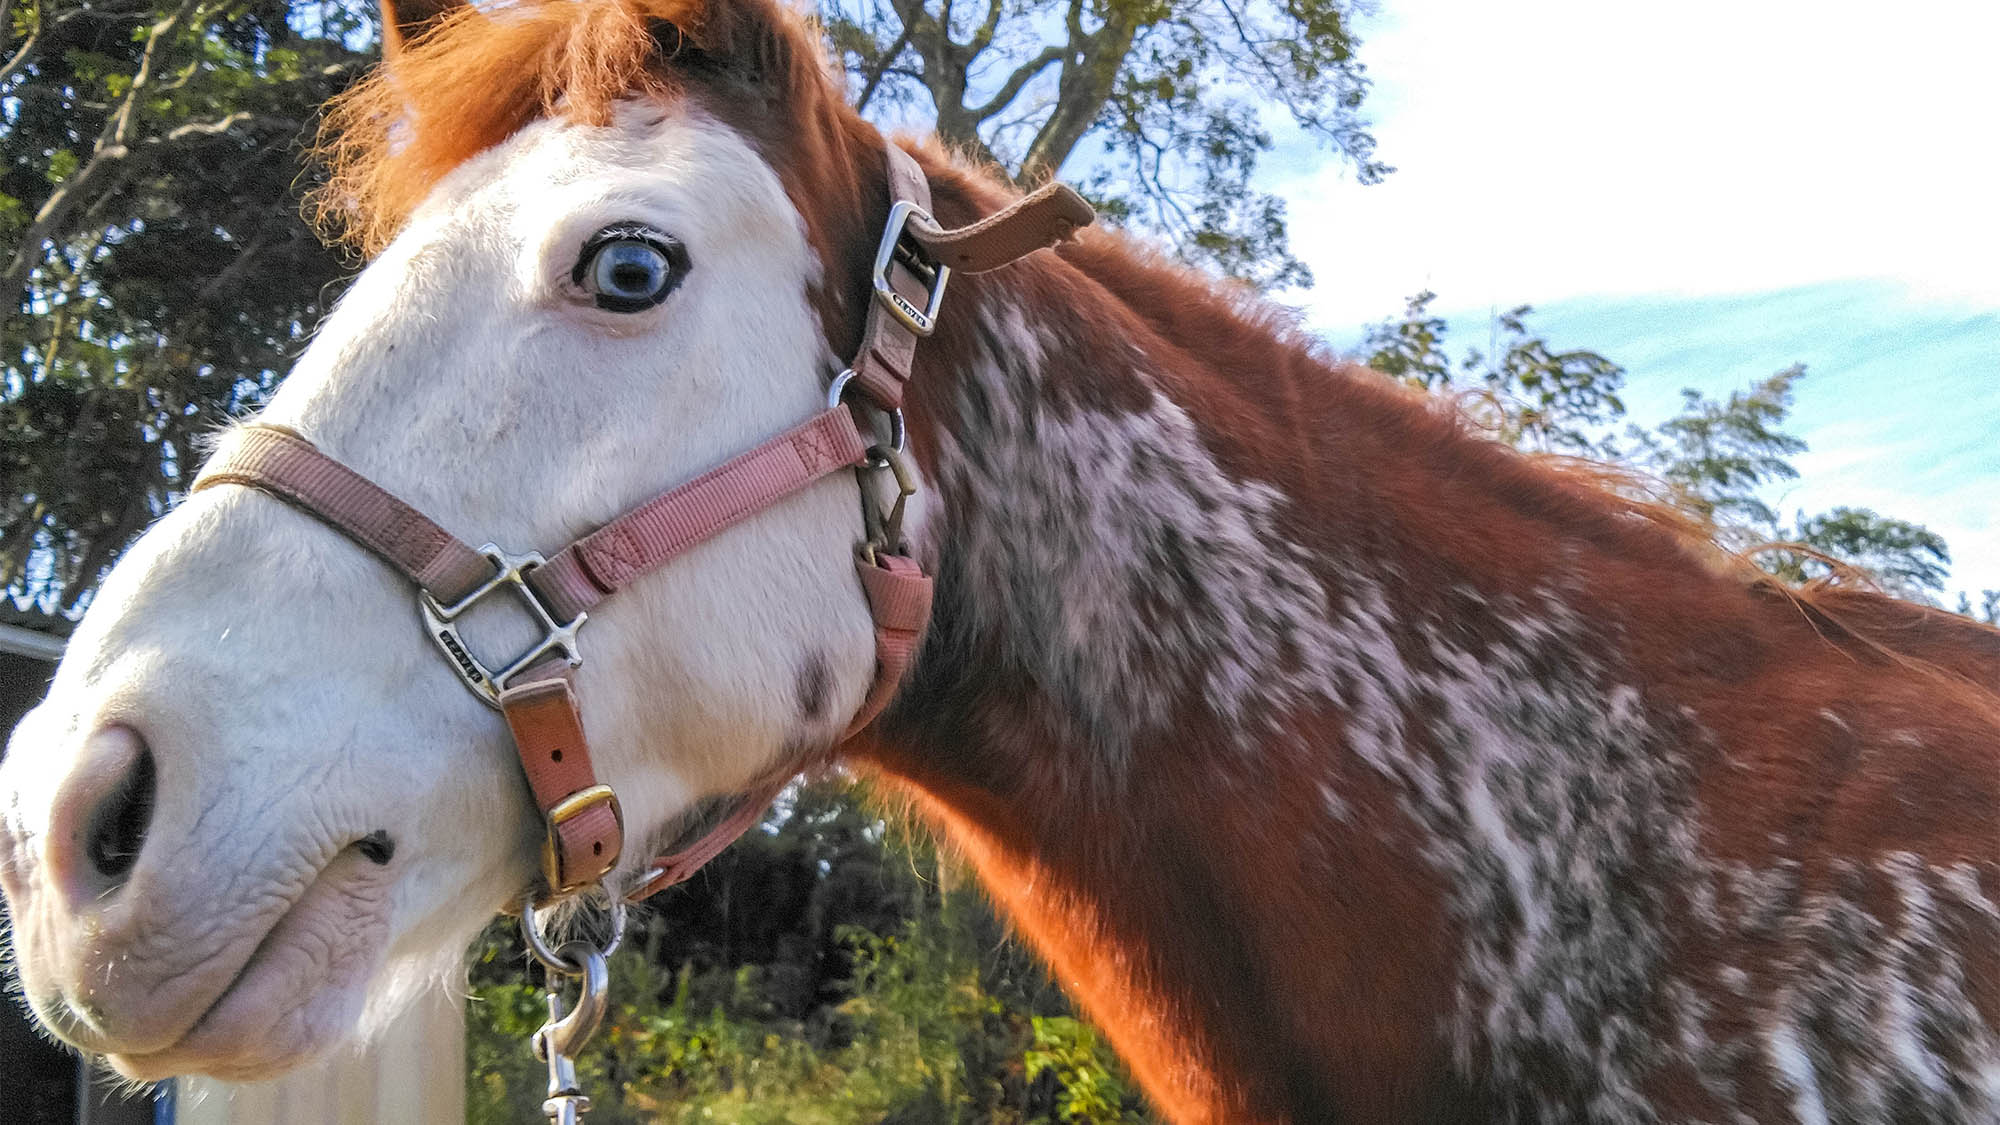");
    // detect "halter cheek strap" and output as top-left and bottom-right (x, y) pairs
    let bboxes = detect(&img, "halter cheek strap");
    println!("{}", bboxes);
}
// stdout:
(190, 145), (1089, 904)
